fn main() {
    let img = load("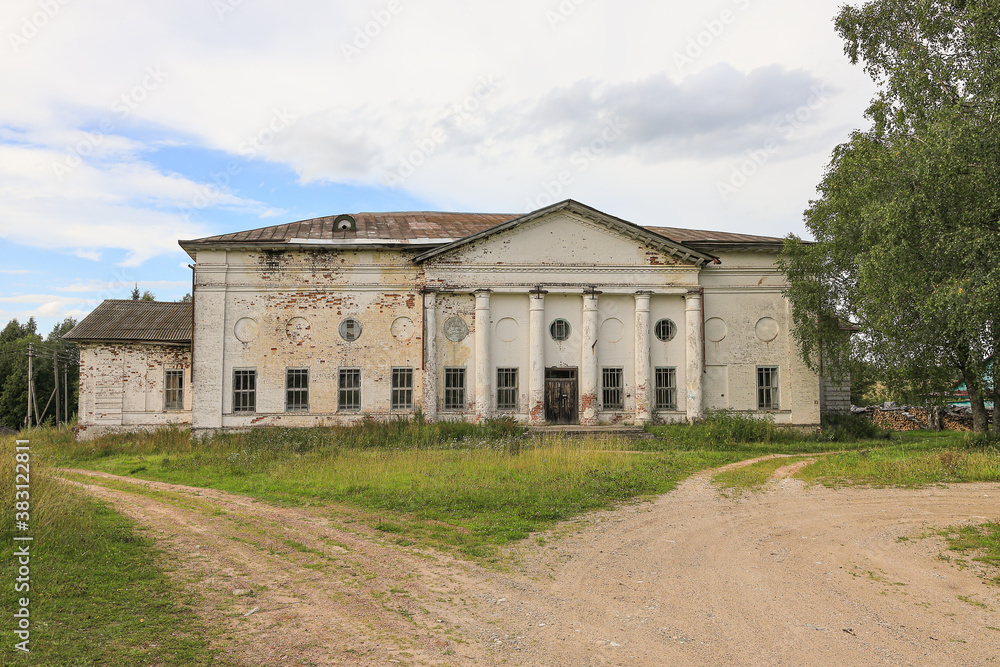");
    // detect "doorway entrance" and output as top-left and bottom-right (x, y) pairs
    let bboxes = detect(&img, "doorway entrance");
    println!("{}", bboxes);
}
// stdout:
(545, 367), (579, 424)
